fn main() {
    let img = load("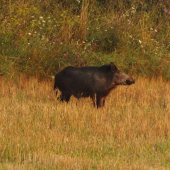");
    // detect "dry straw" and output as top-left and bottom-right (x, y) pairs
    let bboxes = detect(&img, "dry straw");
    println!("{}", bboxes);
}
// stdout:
(0, 76), (170, 169)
